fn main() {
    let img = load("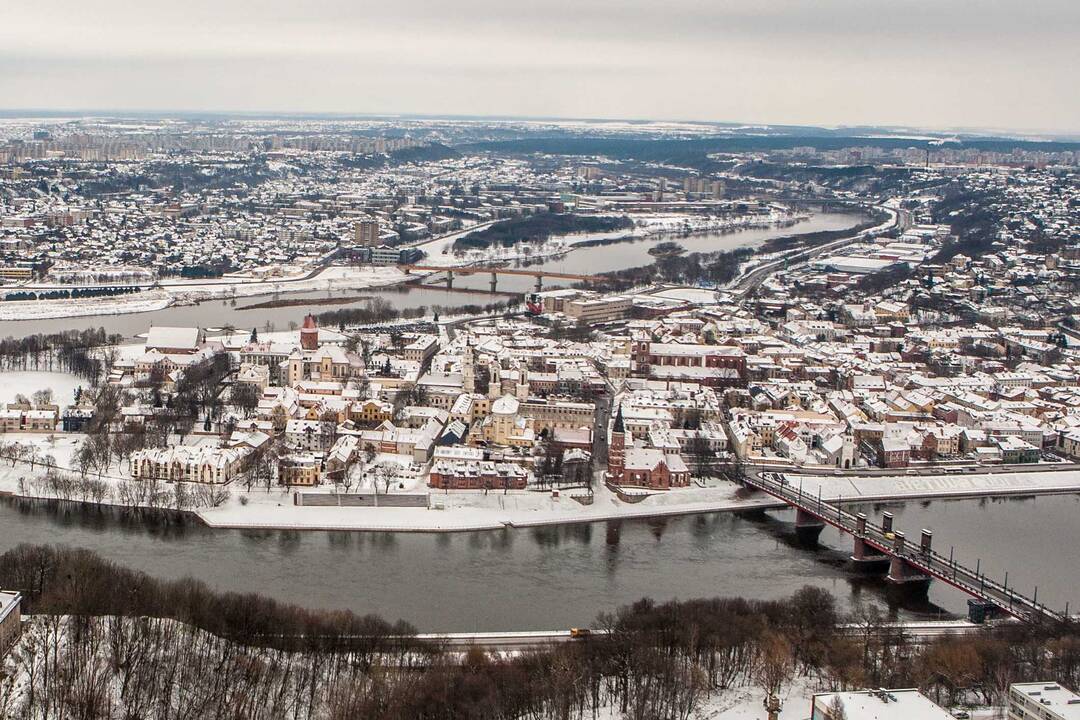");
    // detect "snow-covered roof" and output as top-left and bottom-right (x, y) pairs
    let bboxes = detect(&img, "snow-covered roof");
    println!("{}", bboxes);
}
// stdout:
(146, 326), (200, 351)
